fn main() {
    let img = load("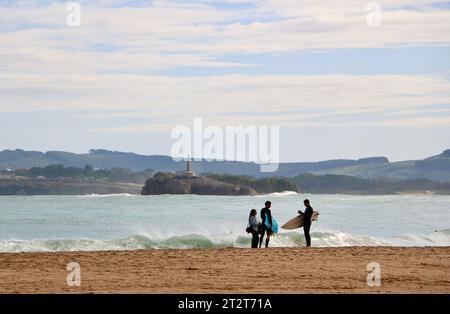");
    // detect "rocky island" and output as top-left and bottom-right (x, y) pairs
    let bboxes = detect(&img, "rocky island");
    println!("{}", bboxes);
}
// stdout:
(141, 172), (257, 196)
(141, 160), (299, 196)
